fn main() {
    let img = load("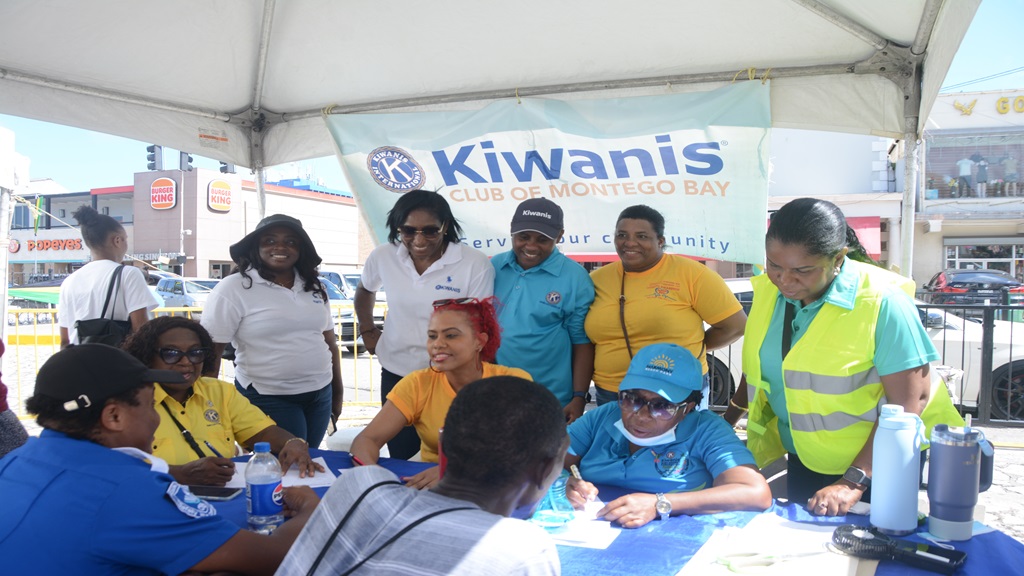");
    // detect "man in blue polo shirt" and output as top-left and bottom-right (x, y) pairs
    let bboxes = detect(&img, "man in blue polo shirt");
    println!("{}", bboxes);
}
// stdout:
(564, 343), (771, 528)
(0, 344), (319, 576)
(492, 197), (596, 423)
